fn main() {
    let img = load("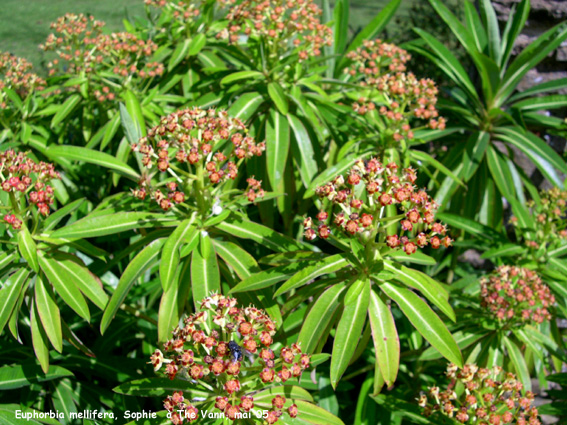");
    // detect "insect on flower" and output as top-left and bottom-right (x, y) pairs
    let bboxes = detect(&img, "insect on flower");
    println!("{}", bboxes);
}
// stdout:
(228, 340), (243, 363)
